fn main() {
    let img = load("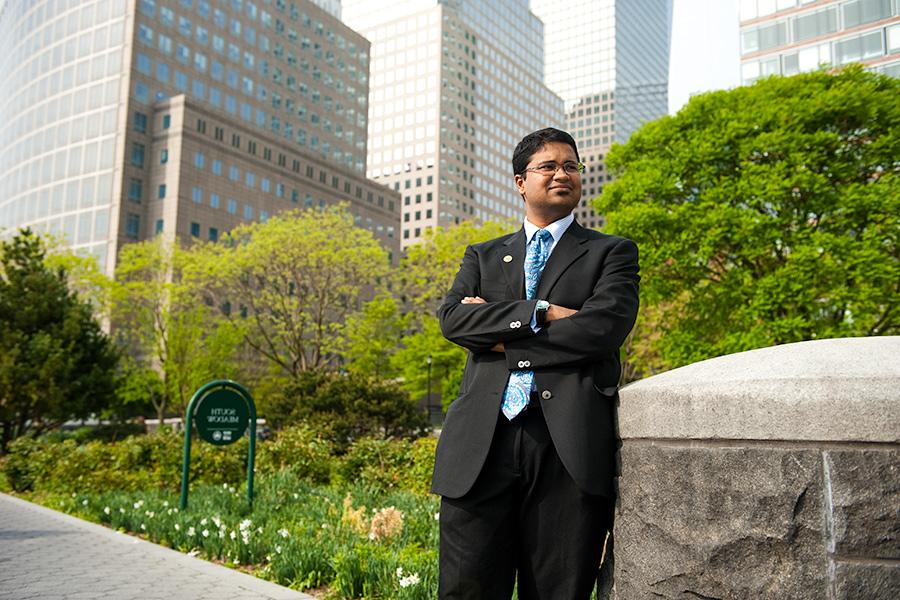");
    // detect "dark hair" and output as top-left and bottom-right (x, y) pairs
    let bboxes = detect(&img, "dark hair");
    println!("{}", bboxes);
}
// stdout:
(512, 128), (580, 175)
